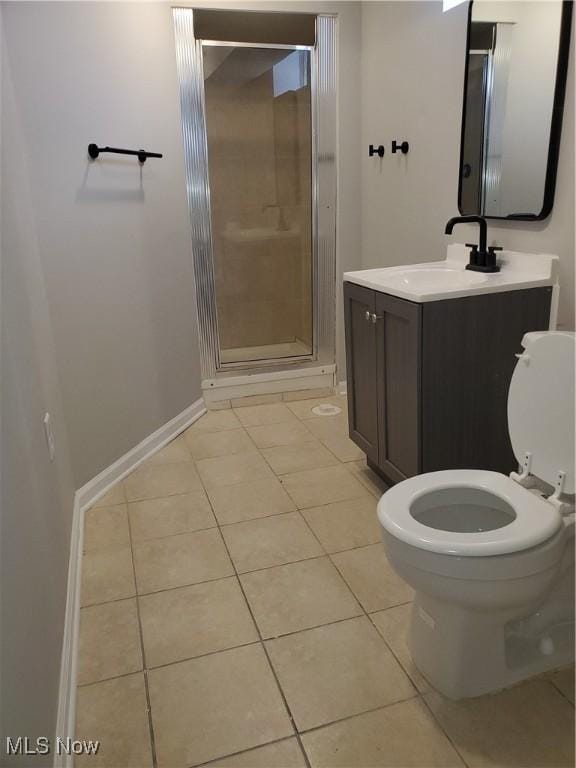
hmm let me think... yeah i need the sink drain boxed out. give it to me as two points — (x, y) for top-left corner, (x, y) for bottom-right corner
(311, 403), (342, 417)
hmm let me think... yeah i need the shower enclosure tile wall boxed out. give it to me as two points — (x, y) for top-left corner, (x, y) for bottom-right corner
(203, 45), (313, 364)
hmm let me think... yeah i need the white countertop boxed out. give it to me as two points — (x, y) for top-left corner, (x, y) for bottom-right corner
(344, 244), (559, 303)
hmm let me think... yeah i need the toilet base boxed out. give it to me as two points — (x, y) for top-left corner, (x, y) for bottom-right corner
(409, 562), (575, 699)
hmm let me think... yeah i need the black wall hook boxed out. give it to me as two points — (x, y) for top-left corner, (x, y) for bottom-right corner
(88, 144), (163, 164)
(369, 144), (385, 158)
(392, 140), (409, 155)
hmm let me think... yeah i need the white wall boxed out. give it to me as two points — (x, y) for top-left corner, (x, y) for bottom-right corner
(3, 2), (204, 487)
(1, 6), (76, 755)
(3, 2), (361, 475)
(361, 2), (467, 270)
(1, 2), (207, 753)
(361, 1), (575, 330)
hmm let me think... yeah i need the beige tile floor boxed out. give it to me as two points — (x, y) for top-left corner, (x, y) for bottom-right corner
(76, 396), (575, 768)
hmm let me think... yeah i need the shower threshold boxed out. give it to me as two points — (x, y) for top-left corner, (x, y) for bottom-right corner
(202, 362), (336, 406)
(219, 339), (311, 365)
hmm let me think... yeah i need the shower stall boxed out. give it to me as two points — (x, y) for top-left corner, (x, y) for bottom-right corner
(173, 9), (336, 398)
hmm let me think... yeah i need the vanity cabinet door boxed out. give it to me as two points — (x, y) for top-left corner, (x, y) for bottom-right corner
(375, 293), (422, 483)
(344, 282), (379, 463)
(420, 287), (553, 473)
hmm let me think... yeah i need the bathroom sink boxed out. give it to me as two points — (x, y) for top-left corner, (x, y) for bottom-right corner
(344, 244), (559, 303)
(383, 268), (487, 291)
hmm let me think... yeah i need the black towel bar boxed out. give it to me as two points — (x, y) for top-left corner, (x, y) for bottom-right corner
(88, 144), (163, 164)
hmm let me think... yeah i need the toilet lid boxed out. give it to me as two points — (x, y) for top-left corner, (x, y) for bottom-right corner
(508, 332), (575, 494)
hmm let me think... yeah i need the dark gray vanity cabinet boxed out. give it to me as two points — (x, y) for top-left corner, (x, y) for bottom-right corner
(374, 291), (421, 484)
(343, 282), (380, 463)
(344, 281), (553, 486)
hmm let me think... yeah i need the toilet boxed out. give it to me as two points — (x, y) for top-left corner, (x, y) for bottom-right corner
(377, 331), (575, 699)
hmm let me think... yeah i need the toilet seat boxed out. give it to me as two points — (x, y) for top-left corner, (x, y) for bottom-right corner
(378, 469), (562, 557)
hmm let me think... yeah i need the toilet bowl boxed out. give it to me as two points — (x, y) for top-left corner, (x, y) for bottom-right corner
(377, 331), (575, 699)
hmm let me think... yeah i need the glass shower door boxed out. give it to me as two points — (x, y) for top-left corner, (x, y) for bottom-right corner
(202, 43), (314, 366)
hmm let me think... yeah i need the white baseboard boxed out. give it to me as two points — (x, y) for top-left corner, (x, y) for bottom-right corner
(54, 397), (206, 766)
(54, 494), (83, 768)
(76, 397), (206, 511)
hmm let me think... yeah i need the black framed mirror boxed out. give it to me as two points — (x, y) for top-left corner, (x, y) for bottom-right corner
(458, 1), (572, 220)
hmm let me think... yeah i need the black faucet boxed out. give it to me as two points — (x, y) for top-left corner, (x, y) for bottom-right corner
(444, 215), (501, 273)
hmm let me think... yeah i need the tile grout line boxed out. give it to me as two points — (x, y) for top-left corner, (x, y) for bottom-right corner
(217, 506), (296, 527)
(84, 408), (573, 768)
(289, 484), (378, 623)
(104, 411), (450, 757)
(188, 692), (426, 768)
(90, 412), (418, 766)
(418, 695), (471, 768)
(296, 493), (438, 717)
(190, 735), (299, 768)
(77, 601), (418, 689)
(288, 455), (473, 768)
(85, 426), (408, 610)
(307, 496), (472, 767)
(89, 506), (380, 550)
(256, 441), (442, 756)
(195, 463), (315, 768)
(131, 522), (218, 544)
(331, 563), (472, 768)
(121, 435), (373, 510)
(76, 668), (147, 690)
(81, 412), (359, 763)
(544, 677), (576, 708)
(125, 500), (159, 768)
(298, 488), (474, 768)
(76, 640), (263, 689)
(295, 692), (420, 737)
(245, 416), (318, 451)
(290, 465), (468, 761)
(91, 492), (380, 552)
(105, 423), (460, 763)
(185, 432), (317, 765)
(250, 434), (372, 617)
(272, 467), (371, 513)
(82, 414), (411, 657)
(82, 551), (412, 611)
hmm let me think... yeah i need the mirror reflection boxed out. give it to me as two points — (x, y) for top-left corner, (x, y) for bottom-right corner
(459, 1), (569, 219)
